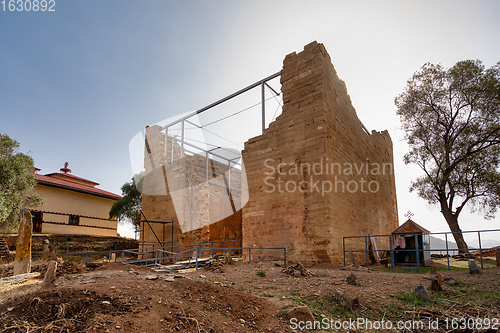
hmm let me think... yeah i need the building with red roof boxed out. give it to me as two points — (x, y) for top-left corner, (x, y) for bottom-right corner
(32, 162), (122, 237)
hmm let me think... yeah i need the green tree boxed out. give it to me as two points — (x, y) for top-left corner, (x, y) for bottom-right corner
(396, 60), (500, 252)
(0, 134), (42, 231)
(109, 174), (143, 225)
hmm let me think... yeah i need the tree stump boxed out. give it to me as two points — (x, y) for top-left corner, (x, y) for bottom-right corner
(13, 208), (32, 276)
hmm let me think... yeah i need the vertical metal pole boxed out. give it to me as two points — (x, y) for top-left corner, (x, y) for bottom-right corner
(389, 235), (394, 271)
(195, 246), (199, 270)
(171, 135), (175, 163)
(478, 231), (483, 269)
(66, 243), (69, 261)
(365, 236), (369, 268)
(181, 120), (185, 157)
(165, 127), (168, 158)
(85, 252), (88, 264)
(228, 160), (231, 189)
(122, 251), (125, 263)
(261, 82), (265, 134)
(415, 234), (420, 272)
(343, 237), (345, 267)
(249, 248), (252, 264)
(445, 233), (450, 270)
(284, 248), (287, 268)
(205, 151), (209, 181)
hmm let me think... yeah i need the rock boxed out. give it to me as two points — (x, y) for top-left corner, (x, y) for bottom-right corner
(346, 273), (358, 285)
(42, 261), (58, 288)
(445, 279), (456, 286)
(145, 274), (159, 280)
(285, 306), (315, 322)
(293, 270), (301, 277)
(430, 279), (442, 291)
(413, 285), (430, 300)
(436, 273), (443, 285)
(162, 275), (175, 282)
(42, 239), (50, 261)
(468, 260), (480, 274)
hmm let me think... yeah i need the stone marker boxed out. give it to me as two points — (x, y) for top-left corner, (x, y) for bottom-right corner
(496, 250), (500, 267)
(13, 209), (32, 276)
(42, 239), (50, 261)
(348, 248), (355, 265)
(436, 273), (443, 286)
(413, 285), (430, 300)
(430, 279), (442, 291)
(346, 273), (358, 285)
(468, 259), (480, 274)
(430, 265), (436, 275)
(285, 306), (315, 322)
(43, 260), (58, 288)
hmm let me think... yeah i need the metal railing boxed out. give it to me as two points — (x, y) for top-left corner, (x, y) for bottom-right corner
(66, 240), (286, 271)
(343, 229), (500, 272)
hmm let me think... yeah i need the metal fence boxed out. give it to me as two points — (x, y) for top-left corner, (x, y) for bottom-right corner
(66, 240), (286, 271)
(343, 229), (500, 272)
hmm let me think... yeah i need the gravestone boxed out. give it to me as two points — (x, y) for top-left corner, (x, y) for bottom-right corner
(468, 259), (480, 274)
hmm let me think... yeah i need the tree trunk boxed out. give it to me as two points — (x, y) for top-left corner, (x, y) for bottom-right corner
(440, 200), (469, 253)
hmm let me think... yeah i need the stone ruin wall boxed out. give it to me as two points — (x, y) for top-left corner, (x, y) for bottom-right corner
(141, 41), (398, 264)
(141, 126), (242, 249)
(241, 42), (398, 264)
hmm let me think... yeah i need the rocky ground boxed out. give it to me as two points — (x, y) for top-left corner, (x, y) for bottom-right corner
(1, 259), (499, 332)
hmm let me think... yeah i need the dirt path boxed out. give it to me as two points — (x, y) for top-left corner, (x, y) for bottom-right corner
(1, 261), (499, 332)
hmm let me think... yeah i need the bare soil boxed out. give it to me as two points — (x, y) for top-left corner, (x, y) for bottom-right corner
(1, 260), (499, 332)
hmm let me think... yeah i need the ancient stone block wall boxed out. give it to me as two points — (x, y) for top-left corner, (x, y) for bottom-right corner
(141, 125), (242, 248)
(242, 42), (398, 264)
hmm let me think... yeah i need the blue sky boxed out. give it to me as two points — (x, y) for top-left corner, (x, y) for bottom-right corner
(1, 0), (499, 239)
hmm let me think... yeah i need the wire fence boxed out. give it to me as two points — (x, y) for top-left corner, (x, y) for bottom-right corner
(343, 229), (500, 272)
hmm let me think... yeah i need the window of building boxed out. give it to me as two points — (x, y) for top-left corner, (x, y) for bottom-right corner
(69, 215), (79, 225)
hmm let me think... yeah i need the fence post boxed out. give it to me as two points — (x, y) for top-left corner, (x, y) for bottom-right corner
(85, 252), (88, 264)
(343, 237), (346, 267)
(389, 235), (394, 272)
(195, 246), (200, 270)
(478, 231), (483, 269)
(445, 233), (450, 270)
(415, 234), (420, 272)
(122, 251), (125, 263)
(249, 248), (252, 264)
(66, 243), (69, 261)
(283, 248), (286, 268)
(365, 236), (369, 268)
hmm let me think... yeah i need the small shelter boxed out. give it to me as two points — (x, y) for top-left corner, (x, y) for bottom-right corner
(391, 219), (431, 266)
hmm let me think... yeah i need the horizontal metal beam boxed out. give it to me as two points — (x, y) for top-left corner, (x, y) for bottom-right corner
(163, 71), (281, 129)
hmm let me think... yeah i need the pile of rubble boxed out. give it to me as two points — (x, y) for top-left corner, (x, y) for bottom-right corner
(1, 260), (88, 279)
(282, 263), (314, 277)
(204, 254), (234, 273)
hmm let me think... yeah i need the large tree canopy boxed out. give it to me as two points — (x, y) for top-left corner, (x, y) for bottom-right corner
(0, 133), (42, 231)
(109, 174), (143, 225)
(396, 60), (500, 252)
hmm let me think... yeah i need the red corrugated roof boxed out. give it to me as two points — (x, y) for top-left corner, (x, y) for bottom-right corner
(35, 174), (122, 200)
(44, 172), (100, 186)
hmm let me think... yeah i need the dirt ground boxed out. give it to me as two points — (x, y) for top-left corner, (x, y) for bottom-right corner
(1, 260), (499, 332)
